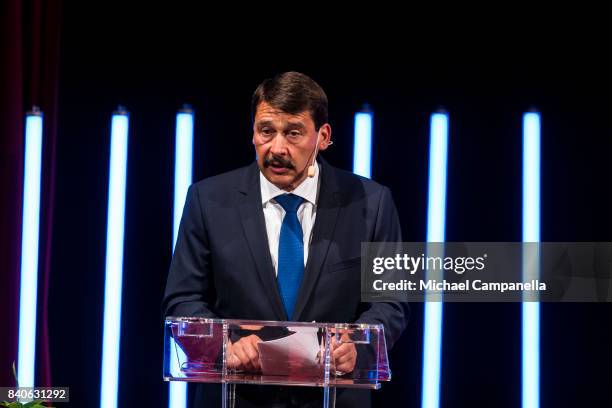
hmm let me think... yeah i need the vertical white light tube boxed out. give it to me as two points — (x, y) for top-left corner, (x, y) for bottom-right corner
(353, 111), (373, 178)
(100, 109), (129, 408)
(169, 109), (194, 408)
(522, 112), (541, 408)
(18, 109), (44, 388)
(421, 112), (449, 408)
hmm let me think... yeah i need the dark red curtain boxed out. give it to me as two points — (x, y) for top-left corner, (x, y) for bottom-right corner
(0, 0), (61, 388)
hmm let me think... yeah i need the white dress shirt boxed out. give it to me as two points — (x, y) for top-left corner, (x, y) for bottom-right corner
(260, 162), (320, 276)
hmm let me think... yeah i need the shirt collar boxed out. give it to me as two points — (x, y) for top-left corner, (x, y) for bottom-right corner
(260, 161), (320, 206)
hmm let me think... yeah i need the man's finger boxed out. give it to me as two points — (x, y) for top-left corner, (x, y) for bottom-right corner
(335, 351), (356, 365)
(332, 342), (351, 359)
(226, 343), (238, 369)
(233, 344), (255, 371)
(333, 342), (356, 374)
(242, 340), (261, 371)
(228, 353), (240, 369)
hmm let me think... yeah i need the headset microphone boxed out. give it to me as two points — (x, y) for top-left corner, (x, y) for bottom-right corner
(307, 142), (319, 178)
(307, 138), (333, 178)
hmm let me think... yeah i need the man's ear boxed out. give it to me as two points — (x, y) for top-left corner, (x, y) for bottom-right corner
(318, 123), (332, 151)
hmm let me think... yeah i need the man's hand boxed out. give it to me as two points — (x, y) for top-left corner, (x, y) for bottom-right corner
(227, 334), (262, 372)
(331, 334), (357, 375)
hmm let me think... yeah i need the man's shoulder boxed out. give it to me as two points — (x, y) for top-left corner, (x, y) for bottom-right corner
(326, 162), (389, 196)
(190, 163), (255, 199)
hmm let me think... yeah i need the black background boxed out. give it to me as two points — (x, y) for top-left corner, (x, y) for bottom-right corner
(46, 4), (611, 407)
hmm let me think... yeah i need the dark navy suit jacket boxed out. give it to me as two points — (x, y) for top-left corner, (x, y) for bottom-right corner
(162, 158), (409, 407)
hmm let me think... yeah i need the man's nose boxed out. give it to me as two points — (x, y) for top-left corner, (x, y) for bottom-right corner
(270, 134), (289, 155)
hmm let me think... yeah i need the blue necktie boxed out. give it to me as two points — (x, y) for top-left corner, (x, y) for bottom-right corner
(275, 194), (305, 320)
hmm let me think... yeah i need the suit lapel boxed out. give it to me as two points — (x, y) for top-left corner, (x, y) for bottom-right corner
(237, 163), (287, 321)
(292, 159), (341, 320)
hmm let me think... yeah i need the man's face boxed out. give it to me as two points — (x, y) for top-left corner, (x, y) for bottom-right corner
(253, 101), (330, 191)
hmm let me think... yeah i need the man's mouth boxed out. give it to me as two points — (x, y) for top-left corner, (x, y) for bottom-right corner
(264, 156), (294, 174)
(268, 162), (290, 174)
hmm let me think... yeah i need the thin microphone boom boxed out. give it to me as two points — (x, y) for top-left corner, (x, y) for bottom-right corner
(307, 141), (319, 178)
(307, 138), (333, 178)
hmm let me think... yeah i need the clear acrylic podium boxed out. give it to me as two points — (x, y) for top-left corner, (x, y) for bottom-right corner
(164, 317), (391, 408)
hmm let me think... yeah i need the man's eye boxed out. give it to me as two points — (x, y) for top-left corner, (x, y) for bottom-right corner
(288, 131), (302, 138)
(261, 128), (274, 136)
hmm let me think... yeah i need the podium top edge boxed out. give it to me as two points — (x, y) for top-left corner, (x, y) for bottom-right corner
(165, 316), (383, 330)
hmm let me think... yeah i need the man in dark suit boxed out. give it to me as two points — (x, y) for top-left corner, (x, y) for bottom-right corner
(162, 72), (409, 407)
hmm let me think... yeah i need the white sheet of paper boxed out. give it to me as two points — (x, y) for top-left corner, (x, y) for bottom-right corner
(257, 327), (323, 376)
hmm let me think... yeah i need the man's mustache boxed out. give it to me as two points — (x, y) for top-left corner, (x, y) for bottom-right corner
(264, 155), (295, 170)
